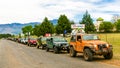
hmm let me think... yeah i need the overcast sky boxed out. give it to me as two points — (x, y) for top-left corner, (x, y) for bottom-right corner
(0, 0), (120, 24)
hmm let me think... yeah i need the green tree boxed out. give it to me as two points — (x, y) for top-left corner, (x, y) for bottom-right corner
(56, 14), (71, 35)
(70, 21), (75, 24)
(115, 19), (120, 32)
(22, 25), (33, 37)
(33, 24), (41, 37)
(99, 21), (113, 32)
(97, 17), (104, 21)
(80, 11), (95, 33)
(0, 34), (12, 39)
(18, 33), (21, 38)
(40, 17), (55, 36)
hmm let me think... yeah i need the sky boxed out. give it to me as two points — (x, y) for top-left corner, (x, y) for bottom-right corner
(0, 0), (120, 24)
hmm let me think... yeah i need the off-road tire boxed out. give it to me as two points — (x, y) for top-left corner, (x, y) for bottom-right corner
(54, 46), (59, 54)
(67, 48), (70, 53)
(41, 45), (44, 50)
(37, 45), (39, 49)
(104, 51), (113, 59)
(70, 47), (77, 57)
(46, 47), (49, 52)
(29, 44), (31, 47)
(83, 48), (93, 61)
(28, 43), (30, 46)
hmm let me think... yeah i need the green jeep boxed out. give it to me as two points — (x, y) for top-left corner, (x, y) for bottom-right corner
(46, 37), (69, 53)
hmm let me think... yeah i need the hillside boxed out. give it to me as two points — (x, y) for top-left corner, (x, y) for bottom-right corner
(0, 19), (58, 34)
(0, 22), (40, 34)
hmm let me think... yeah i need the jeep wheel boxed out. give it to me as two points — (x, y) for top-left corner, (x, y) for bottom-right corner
(29, 44), (31, 47)
(104, 51), (113, 59)
(46, 47), (49, 52)
(41, 45), (44, 50)
(28, 43), (30, 46)
(67, 48), (70, 53)
(54, 46), (59, 54)
(37, 45), (39, 49)
(70, 47), (77, 57)
(83, 48), (93, 61)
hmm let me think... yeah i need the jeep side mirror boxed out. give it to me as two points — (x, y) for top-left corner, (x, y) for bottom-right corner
(98, 38), (101, 40)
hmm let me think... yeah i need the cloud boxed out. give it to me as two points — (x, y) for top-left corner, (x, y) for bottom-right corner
(0, 0), (120, 24)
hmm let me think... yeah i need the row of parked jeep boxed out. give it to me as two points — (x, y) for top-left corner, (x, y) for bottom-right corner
(8, 33), (113, 61)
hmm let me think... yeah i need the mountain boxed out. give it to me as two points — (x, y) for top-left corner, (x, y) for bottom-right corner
(0, 22), (40, 35)
(0, 19), (58, 35)
(50, 19), (58, 25)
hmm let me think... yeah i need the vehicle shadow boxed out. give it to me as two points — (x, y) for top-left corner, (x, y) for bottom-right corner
(63, 53), (107, 62)
(76, 55), (108, 62)
(43, 49), (109, 62)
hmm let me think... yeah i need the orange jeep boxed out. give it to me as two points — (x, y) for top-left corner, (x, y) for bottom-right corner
(69, 33), (113, 61)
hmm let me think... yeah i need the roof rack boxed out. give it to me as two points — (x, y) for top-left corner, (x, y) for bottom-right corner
(71, 29), (85, 35)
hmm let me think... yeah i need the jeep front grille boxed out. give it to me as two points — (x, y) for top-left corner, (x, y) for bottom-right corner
(60, 44), (67, 46)
(98, 44), (107, 49)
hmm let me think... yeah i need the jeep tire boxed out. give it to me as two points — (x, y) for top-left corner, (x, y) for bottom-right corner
(41, 45), (44, 50)
(83, 48), (93, 61)
(27, 43), (29, 46)
(54, 46), (59, 54)
(104, 51), (113, 59)
(37, 45), (39, 49)
(70, 47), (77, 57)
(67, 48), (70, 53)
(46, 47), (49, 52)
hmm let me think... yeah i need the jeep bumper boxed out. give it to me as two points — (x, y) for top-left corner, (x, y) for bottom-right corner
(59, 45), (69, 50)
(91, 47), (112, 55)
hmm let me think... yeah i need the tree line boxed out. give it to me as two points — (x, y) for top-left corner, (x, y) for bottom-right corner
(22, 14), (73, 37)
(0, 34), (13, 39)
(21, 11), (120, 37)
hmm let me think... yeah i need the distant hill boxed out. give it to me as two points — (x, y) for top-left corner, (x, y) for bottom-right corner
(0, 22), (40, 34)
(50, 19), (58, 25)
(0, 19), (58, 34)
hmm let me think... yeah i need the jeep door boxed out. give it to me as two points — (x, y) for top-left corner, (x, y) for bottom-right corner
(49, 38), (54, 49)
(76, 35), (83, 52)
(70, 35), (77, 50)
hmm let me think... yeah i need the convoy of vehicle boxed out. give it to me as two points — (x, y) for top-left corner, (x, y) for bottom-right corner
(7, 24), (113, 61)
(7, 33), (113, 61)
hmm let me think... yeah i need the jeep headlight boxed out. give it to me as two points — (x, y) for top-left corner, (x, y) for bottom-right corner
(93, 44), (97, 48)
(106, 44), (109, 47)
(107, 44), (112, 48)
(89, 43), (97, 49)
(54, 43), (59, 46)
(42, 41), (46, 44)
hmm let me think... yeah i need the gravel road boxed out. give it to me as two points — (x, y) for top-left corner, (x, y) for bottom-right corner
(0, 39), (119, 68)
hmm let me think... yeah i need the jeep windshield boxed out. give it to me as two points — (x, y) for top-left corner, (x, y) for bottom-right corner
(82, 35), (99, 40)
(30, 38), (36, 40)
(41, 37), (47, 41)
(53, 37), (67, 42)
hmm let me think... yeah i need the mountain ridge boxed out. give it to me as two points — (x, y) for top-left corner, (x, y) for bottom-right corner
(0, 19), (58, 34)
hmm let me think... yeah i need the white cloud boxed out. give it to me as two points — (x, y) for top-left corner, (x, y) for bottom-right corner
(0, 0), (120, 24)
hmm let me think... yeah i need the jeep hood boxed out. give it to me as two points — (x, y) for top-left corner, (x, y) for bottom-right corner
(54, 42), (68, 44)
(83, 40), (107, 45)
(30, 40), (37, 42)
